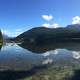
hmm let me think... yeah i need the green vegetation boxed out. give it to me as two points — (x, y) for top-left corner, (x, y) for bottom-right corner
(16, 24), (80, 46)
(0, 30), (3, 45)
(16, 24), (80, 53)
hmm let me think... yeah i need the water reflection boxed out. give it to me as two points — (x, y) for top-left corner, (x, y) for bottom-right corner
(17, 42), (80, 68)
(17, 42), (80, 69)
(19, 42), (80, 53)
(0, 44), (2, 51)
(0, 43), (52, 71)
(0, 42), (80, 80)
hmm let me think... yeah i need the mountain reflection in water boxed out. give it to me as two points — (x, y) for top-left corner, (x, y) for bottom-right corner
(0, 42), (80, 80)
(19, 42), (80, 53)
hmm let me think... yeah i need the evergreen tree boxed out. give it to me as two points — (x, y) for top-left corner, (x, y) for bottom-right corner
(0, 30), (3, 44)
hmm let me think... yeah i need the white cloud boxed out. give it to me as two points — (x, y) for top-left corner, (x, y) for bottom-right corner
(41, 14), (60, 28)
(42, 23), (50, 27)
(42, 52), (50, 57)
(42, 15), (53, 21)
(42, 49), (59, 57)
(51, 23), (60, 28)
(72, 51), (80, 59)
(42, 23), (60, 28)
(72, 16), (80, 24)
(53, 49), (59, 55)
(42, 58), (53, 65)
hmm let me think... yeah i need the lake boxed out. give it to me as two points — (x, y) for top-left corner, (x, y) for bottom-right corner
(0, 42), (80, 80)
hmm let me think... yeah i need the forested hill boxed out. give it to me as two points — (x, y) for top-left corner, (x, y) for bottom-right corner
(15, 24), (80, 44)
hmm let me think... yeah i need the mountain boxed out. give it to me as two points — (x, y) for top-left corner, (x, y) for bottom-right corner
(2, 34), (15, 43)
(15, 24), (80, 45)
(66, 24), (80, 30)
(2, 34), (9, 40)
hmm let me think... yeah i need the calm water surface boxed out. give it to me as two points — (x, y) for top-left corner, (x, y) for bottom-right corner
(0, 43), (80, 70)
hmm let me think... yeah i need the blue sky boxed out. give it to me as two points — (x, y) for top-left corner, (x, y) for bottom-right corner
(0, 0), (80, 37)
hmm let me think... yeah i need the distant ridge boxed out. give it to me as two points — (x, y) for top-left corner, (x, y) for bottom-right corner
(15, 24), (80, 45)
